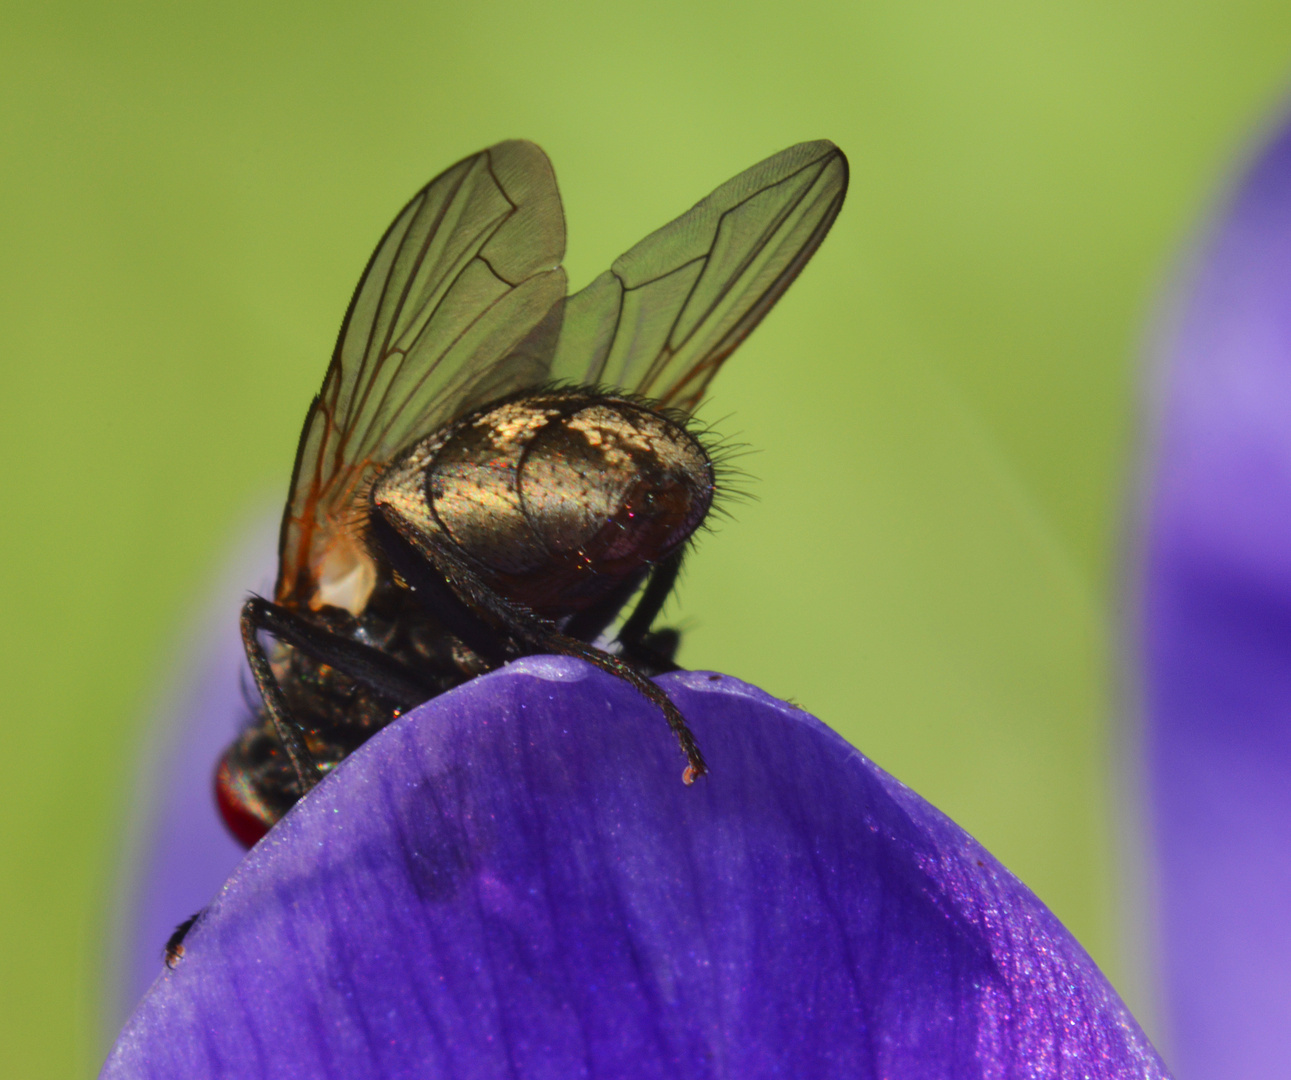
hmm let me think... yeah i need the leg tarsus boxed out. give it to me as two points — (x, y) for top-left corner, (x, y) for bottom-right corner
(530, 625), (707, 784)
(619, 628), (682, 675)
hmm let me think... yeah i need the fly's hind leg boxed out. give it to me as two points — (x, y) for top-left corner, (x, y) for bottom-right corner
(368, 507), (707, 783)
(396, 540), (707, 784)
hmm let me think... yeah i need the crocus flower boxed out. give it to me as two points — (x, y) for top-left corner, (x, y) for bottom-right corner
(1142, 108), (1291, 1080)
(105, 584), (1169, 1076)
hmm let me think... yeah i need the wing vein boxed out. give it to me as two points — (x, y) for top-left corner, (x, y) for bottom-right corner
(345, 166), (476, 459)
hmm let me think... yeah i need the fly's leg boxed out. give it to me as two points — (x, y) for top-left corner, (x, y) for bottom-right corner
(241, 596), (454, 799)
(625, 627), (681, 672)
(243, 597), (444, 708)
(561, 573), (646, 645)
(241, 601), (322, 797)
(528, 622), (708, 784)
(558, 552), (684, 674)
(614, 553), (684, 674)
(164, 911), (202, 969)
(366, 513), (516, 667)
(373, 521), (708, 784)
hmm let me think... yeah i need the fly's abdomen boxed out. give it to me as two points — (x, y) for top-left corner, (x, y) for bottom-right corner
(412, 391), (713, 615)
(518, 401), (711, 568)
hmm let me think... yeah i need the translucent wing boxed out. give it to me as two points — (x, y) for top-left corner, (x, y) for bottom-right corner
(277, 141), (567, 611)
(550, 141), (847, 413)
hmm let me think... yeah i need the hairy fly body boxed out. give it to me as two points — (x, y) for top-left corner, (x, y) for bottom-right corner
(217, 139), (848, 846)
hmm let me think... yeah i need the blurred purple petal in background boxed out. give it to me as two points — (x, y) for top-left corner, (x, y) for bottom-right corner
(1142, 111), (1291, 1080)
(111, 517), (274, 1029)
(106, 659), (1166, 1079)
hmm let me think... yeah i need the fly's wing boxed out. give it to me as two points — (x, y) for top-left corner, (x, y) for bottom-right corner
(277, 141), (567, 611)
(549, 141), (847, 413)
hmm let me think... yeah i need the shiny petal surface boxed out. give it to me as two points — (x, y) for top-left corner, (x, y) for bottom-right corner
(104, 659), (1164, 1079)
(1142, 114), (1291, 1080)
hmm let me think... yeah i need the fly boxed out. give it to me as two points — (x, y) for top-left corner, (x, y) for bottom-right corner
(217, 140), (848, 846)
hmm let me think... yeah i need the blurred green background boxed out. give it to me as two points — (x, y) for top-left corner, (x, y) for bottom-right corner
(4, 0), (1291, 1074)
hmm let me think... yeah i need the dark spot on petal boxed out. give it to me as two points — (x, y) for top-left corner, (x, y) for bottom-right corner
(402, 834), (474, 903)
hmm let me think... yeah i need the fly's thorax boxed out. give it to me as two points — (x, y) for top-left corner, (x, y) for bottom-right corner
(371, 390), (713, 616)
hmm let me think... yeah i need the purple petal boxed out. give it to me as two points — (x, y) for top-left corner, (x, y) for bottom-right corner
(1142, 112), (1291, 1079)
(104, 659), (1164, 1079)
